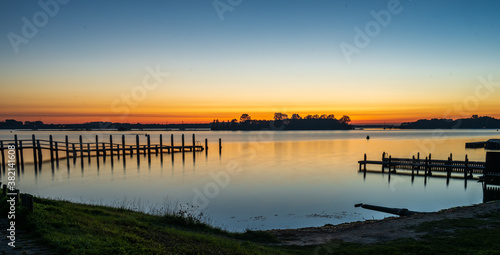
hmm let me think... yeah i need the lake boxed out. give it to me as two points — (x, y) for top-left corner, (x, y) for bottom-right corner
(1, 129), (499, 232)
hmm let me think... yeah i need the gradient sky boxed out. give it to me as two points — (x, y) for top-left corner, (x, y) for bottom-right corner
(1, 0), (499, 124)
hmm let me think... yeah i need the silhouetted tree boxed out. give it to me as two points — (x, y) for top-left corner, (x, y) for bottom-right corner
(274, 112), (288, 121)
(291, 113), (302, 120)
(327, 114), (336, 119)
(240, 114), (251, 122)
(339, 115), (351, 124)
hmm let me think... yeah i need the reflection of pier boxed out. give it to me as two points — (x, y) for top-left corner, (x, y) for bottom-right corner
(0, 134), (222, 172)
(358, 152), (485, 179)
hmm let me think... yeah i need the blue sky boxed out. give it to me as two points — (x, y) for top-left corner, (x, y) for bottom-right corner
(1, 0), (499, 124)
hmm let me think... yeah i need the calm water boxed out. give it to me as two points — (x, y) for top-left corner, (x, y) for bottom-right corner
(1, 129), (499, 232)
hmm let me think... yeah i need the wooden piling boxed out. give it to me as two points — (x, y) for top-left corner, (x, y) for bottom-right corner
(363, 153), (367, 171)
(49, 135), (54, 163)
(129, 145), (133, 157)
(205, 138), (208, 151)
(159, 134), (163, 153)
(170, 134), (174, 153)
(37, 140), (43, 164)
(109, 135), (114, 158)
(219, 138), (222, 152)
(79, 135), (83, 158)
(136, 135), (140, 156)
(147, 134), (151, 155)
(87, 143), (91, 163)
(32, 135), (38, 168)
(65, 135), (69, 158)
(19, 140), (24, 170)
(464, 155), (469, 179)
(192, 134), (195, 152)
(55, 142), (59, 162)
(182, 134), (185, 152)
(428, 153), (432, 176)
(388, 155), (392, 173)
(14, 135), (20, 168)
(1, 141), (5, 173)
(122, 135), (126, 157)
(72, 143), (76, 160)
(95, 135), (99, 158)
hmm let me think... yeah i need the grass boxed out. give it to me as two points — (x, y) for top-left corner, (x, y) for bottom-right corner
(3, 194), (500, 254)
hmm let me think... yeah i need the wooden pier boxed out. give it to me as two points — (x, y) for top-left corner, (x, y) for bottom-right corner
(0, 134), (221, 171)
(358, 152), (485, 178)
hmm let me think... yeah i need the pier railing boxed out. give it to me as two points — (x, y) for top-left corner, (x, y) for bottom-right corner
(358, 152), (485, 179)
(0, 134), (222, 171)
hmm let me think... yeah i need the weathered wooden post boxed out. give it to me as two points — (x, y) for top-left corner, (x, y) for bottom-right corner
(32, 135), (38, 169)
(37, 140), (43, 165)
(54, 142), (59, 168)
(95, 135), (99, 158)
(79, 135), (83, 158)
(49, 135), (54, 163)
(122, 135), (126, 157)
(19, 140), (24, 171)
(129, 145), (133, 157)
(136, 135), (140, 156)
(412, 155), (415, 175)
(65, 135), (69, 158)
(0, 141), (4, 173)
(147, 134), (151, 156)
(447, 155), (452, 178)
(170, 134), (174, 153)
(116, 144), (120, 160)
(192, 134), (196, 152)
(388, 155), (392, 173)
(363, 153), (367, 172)
(0, 141), (5, 173)
(205, 138), (208, 151)
(14, 135), (20, 168)
(181, 134), (185, 152)
(102, 143), (107, 158)
(424, 156), (428, 176)
(464, 155), (469, 179)
(109, 135), (114, 158)
(87, 143), (91, 163)
(159, 134), (163, 153)
(71, 143), (76, 162)
(428, 153), (432, 176)
(219, 138), (222, 153)
(417, 152), (420, 173)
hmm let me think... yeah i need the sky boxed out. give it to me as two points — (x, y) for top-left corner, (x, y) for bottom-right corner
(1, 0), (499, 125)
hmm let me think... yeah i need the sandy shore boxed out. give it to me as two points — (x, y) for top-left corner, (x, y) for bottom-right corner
(268, 201), (500, 245)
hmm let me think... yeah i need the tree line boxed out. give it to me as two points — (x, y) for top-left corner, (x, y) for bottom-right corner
(211, 113), (353, 130)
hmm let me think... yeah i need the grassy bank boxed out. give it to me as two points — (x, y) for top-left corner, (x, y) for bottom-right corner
(2, 194), (500, 254)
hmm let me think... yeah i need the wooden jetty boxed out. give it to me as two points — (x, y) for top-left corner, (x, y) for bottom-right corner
(0, 134), (221, 171)
(358, 152), (485, 178)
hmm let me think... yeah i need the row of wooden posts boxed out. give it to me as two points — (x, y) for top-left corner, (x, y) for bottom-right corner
(0, 134), (222, 171)
(359, 152), (486, 179)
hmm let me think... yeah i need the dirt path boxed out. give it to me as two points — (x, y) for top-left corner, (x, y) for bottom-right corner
(269, 201), (500, 245)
